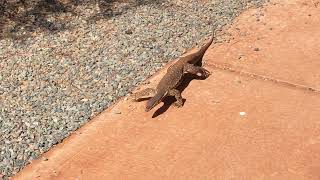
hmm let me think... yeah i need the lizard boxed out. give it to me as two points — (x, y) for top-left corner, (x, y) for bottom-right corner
(133, 32), (215, 112)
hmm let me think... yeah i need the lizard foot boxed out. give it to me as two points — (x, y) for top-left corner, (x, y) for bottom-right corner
(168, 89), (184, 108)
(173, 101), (183, 108)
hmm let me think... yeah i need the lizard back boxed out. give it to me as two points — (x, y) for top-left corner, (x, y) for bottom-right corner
(145, 32), (215, 112)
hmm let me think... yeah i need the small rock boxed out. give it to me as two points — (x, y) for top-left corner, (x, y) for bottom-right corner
(211, 100), (220, 104)
(253, 47), (260, 51)
(81, 98), (89, 102)
(239, 112), (246, 116)
(112, 110), (122, 114)
(125, 29), (133, 34)
(238, 54), (245, 60)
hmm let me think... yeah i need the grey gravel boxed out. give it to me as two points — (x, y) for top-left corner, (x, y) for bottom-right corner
(0, 0), (268, 178)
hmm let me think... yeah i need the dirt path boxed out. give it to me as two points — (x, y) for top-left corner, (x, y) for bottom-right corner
(13, 0), (320, 179)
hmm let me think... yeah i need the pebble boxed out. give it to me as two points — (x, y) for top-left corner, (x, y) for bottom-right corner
(0, 0), (267, 178)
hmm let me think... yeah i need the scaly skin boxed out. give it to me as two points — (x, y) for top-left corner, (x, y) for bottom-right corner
(134, 32), (215, 112)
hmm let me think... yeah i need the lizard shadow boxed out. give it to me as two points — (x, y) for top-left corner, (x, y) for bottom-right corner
(152, 73), (209, 118)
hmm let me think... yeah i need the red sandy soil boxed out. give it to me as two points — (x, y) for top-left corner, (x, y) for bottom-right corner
(13, 0), (320, 179)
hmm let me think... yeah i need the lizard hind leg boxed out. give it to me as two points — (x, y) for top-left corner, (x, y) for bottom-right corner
(168, 89), (184, 108)
(132, 88), (156, 101)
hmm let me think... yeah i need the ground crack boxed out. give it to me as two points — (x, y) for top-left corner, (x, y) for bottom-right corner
(206, 63), (320, 94)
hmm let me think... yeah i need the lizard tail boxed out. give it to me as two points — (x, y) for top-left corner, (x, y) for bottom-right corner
(145, 90), (166, 112)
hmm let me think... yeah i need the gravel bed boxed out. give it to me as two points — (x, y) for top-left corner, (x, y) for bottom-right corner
(0, 0), (267, 178)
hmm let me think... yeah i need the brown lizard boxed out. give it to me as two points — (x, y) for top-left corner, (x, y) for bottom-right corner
(133, 32), (215, 112)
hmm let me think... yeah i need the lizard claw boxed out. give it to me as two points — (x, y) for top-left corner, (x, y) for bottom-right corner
(173, 101), (183, 108)
(200, 68), (211, 78)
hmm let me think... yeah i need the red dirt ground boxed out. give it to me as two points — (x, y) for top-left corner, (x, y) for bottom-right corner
(13, 0), (320, 179)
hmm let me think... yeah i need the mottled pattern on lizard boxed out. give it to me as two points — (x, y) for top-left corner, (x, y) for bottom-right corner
(133, 32), (215, 112)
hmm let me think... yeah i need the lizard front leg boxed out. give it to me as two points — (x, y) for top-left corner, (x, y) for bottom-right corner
(132, 88), (156, 101)
(183, 63), (211, 78)
(168, 89), (184, 108)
